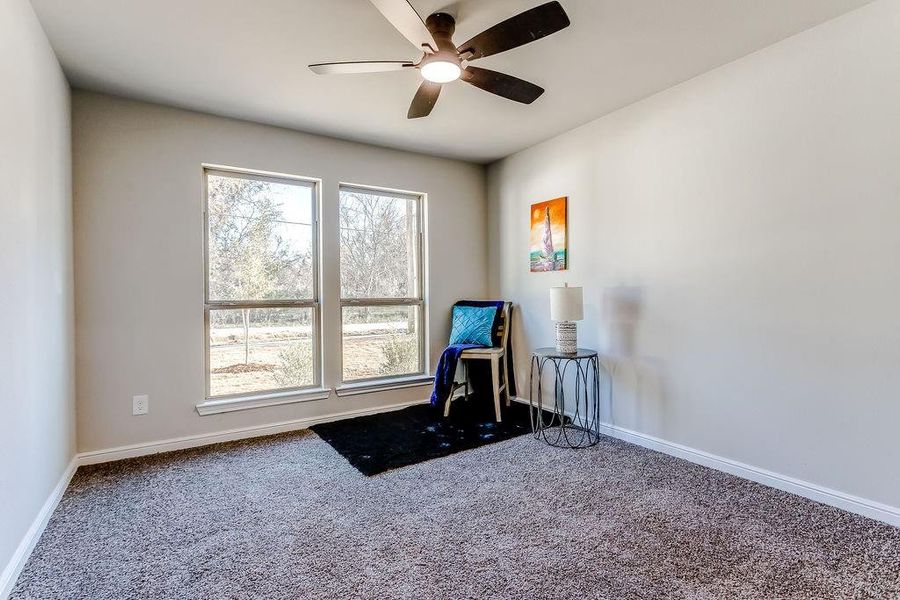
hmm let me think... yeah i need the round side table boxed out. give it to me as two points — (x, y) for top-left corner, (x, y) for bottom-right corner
(529, 348), (601, 448)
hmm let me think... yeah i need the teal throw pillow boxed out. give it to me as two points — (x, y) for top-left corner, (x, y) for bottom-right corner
(449, 305), (496, 346)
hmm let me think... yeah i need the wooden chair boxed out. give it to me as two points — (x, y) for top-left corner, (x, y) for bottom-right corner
(444, 302), (513, 422)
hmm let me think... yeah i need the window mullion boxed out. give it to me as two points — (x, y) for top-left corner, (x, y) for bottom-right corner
(207, 300), (318, 309)
(340, 298), (422, 307)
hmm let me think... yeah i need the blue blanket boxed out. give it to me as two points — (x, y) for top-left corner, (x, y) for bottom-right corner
(430, 300), (507, 407)
(430, 343), (482, 406)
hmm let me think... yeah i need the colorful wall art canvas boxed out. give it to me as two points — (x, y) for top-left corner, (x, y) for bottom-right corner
(530, 197), (568, 272)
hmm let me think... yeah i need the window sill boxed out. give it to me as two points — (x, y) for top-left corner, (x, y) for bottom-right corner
(196, 387), (331, 416)
(335, 375), (434, 398)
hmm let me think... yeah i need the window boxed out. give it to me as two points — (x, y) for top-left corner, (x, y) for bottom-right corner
(339, 185), (425, 382)
(204, 168), (319, 399)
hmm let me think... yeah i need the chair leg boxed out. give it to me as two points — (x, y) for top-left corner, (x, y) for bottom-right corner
(491, 355), (502, 423)
(502, 352), (511, 407)
(464, 361), (470, 400)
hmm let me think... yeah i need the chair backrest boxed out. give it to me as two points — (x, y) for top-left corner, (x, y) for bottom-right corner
(495, 302), (513, 350)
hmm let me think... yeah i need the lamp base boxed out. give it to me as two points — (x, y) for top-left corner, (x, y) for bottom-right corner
(555, 321), (577, 354)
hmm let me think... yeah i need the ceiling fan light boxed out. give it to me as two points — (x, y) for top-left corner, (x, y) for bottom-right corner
(421, 60), (461, 84)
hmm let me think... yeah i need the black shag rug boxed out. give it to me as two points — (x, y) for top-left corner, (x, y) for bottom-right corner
(311, 397), (543, 476)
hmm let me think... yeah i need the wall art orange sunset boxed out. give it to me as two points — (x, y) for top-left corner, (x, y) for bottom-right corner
(530, 197), (567, 272)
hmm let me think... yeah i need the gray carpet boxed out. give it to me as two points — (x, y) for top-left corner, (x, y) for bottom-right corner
(11, 430), (900, 599)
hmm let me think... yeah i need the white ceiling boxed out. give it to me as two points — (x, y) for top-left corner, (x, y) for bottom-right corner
(31, 0), (872, 163)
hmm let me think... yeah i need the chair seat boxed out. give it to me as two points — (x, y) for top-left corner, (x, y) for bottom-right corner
(460, 347), (504, 358)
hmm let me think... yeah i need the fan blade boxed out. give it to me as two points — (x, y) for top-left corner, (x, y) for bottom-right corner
(369, 0), (437, 50)
(457, 1), (570, 61)
(309, 61), (413, 75)
(461, 67), (544, 104)
(407, 81), (442, 118)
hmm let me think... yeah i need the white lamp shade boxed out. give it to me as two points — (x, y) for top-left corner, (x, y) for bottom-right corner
(550, 285), (583, 321)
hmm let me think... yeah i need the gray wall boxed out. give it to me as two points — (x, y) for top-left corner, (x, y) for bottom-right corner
(487, 0), (899, 507)
(73, 91), (488, 452)
(0, 0), (75, 582)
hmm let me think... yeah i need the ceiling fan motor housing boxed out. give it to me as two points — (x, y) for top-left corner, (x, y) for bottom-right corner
(419, 12), (461, 83)
(424, 12), (458, 54)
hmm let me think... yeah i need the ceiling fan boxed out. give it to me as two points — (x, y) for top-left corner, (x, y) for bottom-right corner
(309, 0), (571, 119)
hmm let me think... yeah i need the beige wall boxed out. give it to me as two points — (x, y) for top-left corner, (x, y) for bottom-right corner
(73, 91), (487, 452)
(488, 0), (900, 507)
(0, 0), (75, 585)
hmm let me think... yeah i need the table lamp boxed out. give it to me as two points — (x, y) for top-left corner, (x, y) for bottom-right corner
(550, 283), (583, 354)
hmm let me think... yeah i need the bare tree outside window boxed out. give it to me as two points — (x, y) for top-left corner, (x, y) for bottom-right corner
(339, 187), (425, 382)
(205, 170), (318, 398)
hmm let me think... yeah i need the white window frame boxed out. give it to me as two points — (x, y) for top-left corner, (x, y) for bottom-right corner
(338, 183), (428, 385)
(200, 165), (324, 409)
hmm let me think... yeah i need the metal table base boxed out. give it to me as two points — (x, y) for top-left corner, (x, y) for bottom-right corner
(529, 348), (600, 448)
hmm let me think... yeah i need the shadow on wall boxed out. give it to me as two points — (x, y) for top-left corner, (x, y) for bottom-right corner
(602, 286), (642, 356)
(510, 303), (534, 391)
(509, 287), (671, 437)
(598, 286), (669, 433)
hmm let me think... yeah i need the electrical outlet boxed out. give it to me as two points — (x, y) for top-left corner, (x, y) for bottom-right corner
(133, 394), (149, 415)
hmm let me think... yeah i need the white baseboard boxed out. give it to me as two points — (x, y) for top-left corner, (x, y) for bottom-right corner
(78, 398), (429, 465)
(597, 422), (900, 527)
(510, 396), (899, 527)
(0, 458), (78, 600)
